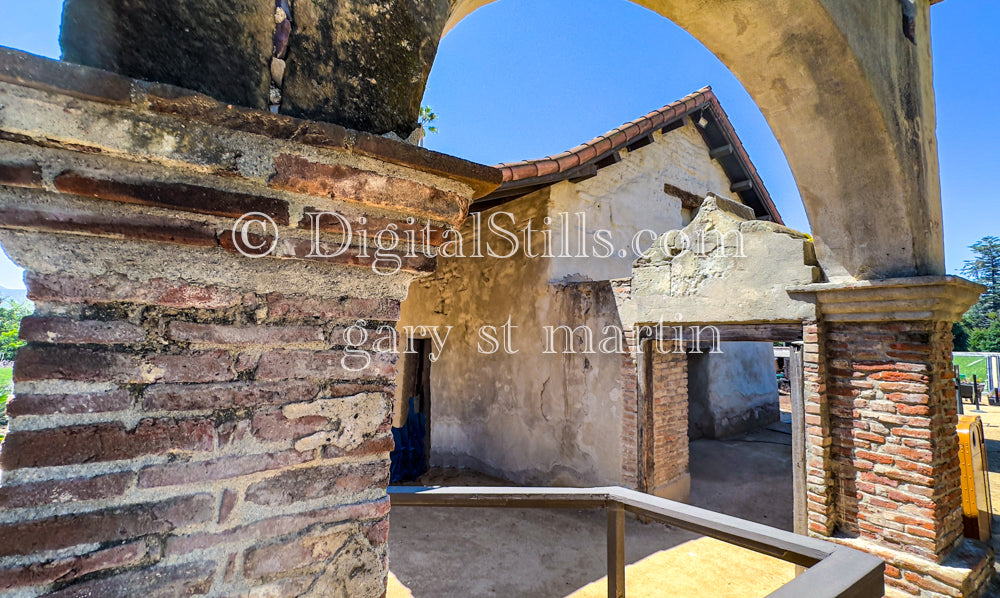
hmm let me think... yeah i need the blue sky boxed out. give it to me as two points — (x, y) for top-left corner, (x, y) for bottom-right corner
(0, 0), (996, 288)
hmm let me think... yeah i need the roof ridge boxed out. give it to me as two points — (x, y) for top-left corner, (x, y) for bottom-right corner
(496, 88), (715, 178)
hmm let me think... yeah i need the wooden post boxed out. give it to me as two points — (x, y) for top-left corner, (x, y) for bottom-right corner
(607, 502), (626, 598)
(956, 365), (964, 415)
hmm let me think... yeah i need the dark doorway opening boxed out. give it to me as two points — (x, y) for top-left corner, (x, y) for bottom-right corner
(391, 339), (432, 482)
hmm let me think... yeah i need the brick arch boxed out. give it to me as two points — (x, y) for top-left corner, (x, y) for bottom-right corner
(445, 0), (943, 283)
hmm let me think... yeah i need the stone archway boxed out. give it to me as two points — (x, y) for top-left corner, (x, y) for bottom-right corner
(447, 0), (941, 282)
(21, 0), (993, 595)
(62, 0), (942, 282)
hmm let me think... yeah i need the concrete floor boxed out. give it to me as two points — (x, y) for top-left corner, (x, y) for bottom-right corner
(387, 422), (795, 597)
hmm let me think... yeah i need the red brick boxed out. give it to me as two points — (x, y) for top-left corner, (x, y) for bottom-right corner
(25, 272), (243, 309)
(165, 497), (389, 555)
(243, 526), (352, 579)
(0, 161), (43, 188)
(0, 494), (214, 557)
(270, 154), (467, 225)
(54, 170), (290, 224)
(0, 418), (215, 470)
(0, 204), (219, 249)
(321, 434), (395, 459)
(145, 351), (235, 383)
(167, 322), (325, 346)
(256, 349), (396, 381)
(6, 389), (132, 416)
(45, 561), (216, 598)
(869, 371), (928, 383)
(142, 381), (318, 411)
(251, 410), (328, 443)
(14, 346), (234, 384)
(895, 404), (930, 416)
(265, 293), (400, 321)
(219, 489), (237, 524)
(0, 472), (133, 509)
(138, 450), (310, 488)
(0, 541), (149, 590)
(18, 317), (145, 345)
(854, 431), (886, 444)
(244, 461), (389, 506)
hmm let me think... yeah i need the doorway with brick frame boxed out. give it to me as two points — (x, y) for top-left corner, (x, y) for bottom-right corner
(635, 324), (810, 535)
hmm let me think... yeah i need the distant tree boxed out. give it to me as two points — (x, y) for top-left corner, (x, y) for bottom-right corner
(0, 299), (31, 361)
(970, 321), (1000, 353)
(962, 236), (1000, 327)
(953, 320), (972, 352)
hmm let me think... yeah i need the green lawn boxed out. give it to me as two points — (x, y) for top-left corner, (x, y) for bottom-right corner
(954, 355), (989, 383)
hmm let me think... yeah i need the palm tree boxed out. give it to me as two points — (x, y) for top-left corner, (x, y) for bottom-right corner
(417, 106), (439, 147)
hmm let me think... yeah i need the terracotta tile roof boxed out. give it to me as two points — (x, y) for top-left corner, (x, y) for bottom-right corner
(485, 87), (782, 224)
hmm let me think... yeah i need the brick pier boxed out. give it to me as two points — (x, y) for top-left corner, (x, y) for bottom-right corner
(801, 279), (994, 597)
(0, 48), (497, 597)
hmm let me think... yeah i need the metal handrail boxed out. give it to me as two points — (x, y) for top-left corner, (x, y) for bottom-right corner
(389, 485), (884, 598)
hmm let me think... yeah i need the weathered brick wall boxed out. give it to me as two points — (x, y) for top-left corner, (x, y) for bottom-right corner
(650, 349), (688, 494)
(822, 321), (962, 560)
(619, 326), (639, 489)
(803, 321), (837, 536)
(1, 270), (398, 597)
(613, 278), (639, 489)
(0, 48), (495, 597)
(807, 314), (993, 597)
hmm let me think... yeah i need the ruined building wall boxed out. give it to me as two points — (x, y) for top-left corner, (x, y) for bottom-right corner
(688, 342), (780, 440)
(398, 189), (628, 486)
(0, 50), (491, 598)
(398, 124), (778, 487)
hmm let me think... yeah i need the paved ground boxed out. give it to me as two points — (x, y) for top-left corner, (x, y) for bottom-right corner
(387, 422), (796, 597)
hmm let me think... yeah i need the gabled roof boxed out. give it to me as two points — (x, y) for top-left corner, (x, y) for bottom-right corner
(474, 87), (783, 225)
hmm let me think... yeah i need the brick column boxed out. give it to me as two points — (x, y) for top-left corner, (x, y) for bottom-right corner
(802, 277), (994, 597)
(648, 349), (690, 502)
(0, 49), (498, 597)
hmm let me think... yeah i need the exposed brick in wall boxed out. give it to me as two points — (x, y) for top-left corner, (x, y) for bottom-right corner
(803, 321), (837, 536)
(821, 321), (962, 562)
(619, 328), (639, 489)
(0, 49), (490, 598)
(0, 275), (399, 597)
(807, 317), (992, 597)
(650, 350), (689, 492)
(612, 279), (640, 489)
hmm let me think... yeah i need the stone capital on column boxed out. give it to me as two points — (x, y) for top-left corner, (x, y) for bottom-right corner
(788, 275), (983, 323)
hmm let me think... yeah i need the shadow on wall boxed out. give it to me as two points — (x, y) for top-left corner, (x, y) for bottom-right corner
(687, 342), (780, 440)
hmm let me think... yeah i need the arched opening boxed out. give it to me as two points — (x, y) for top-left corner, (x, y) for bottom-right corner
(387, 2), (827, 594)
(441, 0), (943, 282)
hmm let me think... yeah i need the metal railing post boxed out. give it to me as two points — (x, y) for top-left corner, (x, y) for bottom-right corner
(388, 486), (884, 598)
(607, 501), (625, 598)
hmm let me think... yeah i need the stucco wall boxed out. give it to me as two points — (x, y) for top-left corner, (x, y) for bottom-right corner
(687, 342), (780, 440)
(548, 123), (732, 283)
(398, 124), (782, 486)
(398, 189), (627, 486)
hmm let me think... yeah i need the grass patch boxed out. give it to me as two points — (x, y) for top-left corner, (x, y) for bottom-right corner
(955, 355), (989, 383)
(0, 366), (11, 391)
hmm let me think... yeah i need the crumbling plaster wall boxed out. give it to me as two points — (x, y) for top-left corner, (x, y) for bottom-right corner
(399, 189), (626, 486)
(398, 125), (779, 486)
(548, 123), (731, 283)
(688, 342), (780, 440)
